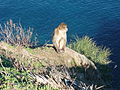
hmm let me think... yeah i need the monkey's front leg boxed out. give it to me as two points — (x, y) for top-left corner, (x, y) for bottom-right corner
(60, 39), (66, 53)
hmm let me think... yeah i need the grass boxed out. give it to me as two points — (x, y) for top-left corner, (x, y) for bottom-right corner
(0, 56), (58, 90)
(68, 36), (112, 85)
(0, 36), (112, 89)
(0, 19), (112, 89)
(68, 36), (111, 65)
(0, 19), (38, 47)
(0, 35), (112, 89)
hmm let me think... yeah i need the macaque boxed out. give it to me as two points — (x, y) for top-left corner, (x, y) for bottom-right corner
(52, 23), (68, 53)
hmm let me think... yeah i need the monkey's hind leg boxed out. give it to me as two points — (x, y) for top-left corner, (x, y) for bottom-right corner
(54, 43), (60, 53)
(62, 44), (66, 52)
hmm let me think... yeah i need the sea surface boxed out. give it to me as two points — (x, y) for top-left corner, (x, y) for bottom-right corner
(0, 0), (120, 89)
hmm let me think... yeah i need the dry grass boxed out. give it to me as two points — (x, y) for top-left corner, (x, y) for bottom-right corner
(0, 19), (112, 89)
(0, 19), (38, 47)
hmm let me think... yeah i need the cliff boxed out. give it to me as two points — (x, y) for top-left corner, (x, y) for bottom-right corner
(0, 42), (104, 89)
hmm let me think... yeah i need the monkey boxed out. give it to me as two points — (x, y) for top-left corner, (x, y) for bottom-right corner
(52, 23), (68, 53)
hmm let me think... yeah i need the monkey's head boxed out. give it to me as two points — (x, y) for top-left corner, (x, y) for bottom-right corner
(58, 23), (68, 32)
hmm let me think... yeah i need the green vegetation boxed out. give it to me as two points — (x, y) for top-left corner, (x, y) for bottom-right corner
(68, 36), (111, 65)
(0, 36), (112, 89)
(0, 20), (112, 89)
(68, 36), (112, 85)
(0, 56), (57, 90)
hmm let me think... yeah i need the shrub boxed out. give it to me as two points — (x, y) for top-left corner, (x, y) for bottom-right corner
(0, 57), (56, 90)
(68, 36), (111, 64)
(0, 19), (38, 47)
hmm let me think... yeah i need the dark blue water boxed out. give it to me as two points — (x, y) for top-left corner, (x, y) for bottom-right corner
(0, 0), (120, 89)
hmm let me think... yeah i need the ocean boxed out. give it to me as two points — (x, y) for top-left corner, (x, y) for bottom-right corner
(0, 0), (120, 89)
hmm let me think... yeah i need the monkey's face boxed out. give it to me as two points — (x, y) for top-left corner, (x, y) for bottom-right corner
(60, 27), (68, 33)
(62, 25), (68, 32)
(57, 23), (68, 33)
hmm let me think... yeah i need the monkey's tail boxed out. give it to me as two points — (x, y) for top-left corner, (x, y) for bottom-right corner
(44, 44), (54, 47)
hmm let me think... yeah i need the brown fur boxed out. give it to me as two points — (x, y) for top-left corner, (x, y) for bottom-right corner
(52, 23), (68, 53)
(57, 23), (67, 30)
